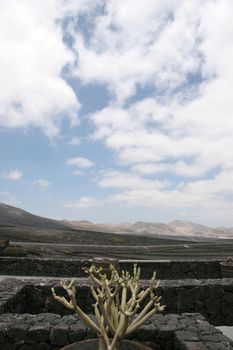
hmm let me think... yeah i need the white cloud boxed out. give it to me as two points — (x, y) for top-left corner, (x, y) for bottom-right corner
(100, 169), (233, 221)
(3, 169), (23, 180)
(65, 196), (101, 208)
(2, 1), (233, 225)
(84, 3), (233, 179)
(34, 179), (50, 189)
(66, 156), (95, 169)
(68, 0), (233, 225)
(0, 0), (82, 137)
(73, 0), (202, 103)
(98, 170), (167, 191)
(72, 170), (84, 176)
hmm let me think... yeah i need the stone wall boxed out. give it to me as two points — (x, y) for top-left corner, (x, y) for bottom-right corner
(0, 257), (222, 280)
(0, 277), (233, 349)
(0, 312), (231, 350)
(26, 278), (233, 327)
(1, 277), (233, 327)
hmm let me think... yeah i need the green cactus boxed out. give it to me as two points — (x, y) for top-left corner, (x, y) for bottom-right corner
(52, 264), (165, 350)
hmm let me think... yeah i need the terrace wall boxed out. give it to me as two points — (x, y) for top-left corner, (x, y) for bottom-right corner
(0, 312), (231, 350)
(0, 257), (222, 280)
(1, 277), (233, 327)
(0, 258), (232, 349)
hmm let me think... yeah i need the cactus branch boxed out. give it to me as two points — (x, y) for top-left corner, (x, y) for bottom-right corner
(98, 299), (116, 335)
(93, 302), (110, 347)
(52, 264), (165, 350)
(52, 281), (101, 335)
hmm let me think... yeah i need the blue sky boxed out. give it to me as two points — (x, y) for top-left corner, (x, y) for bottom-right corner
(1, 0), (233, 227)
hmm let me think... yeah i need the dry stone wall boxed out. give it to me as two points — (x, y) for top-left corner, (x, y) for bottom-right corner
(0, 257), (222, 280)
(1, 277), (233, 326)
(0, 312), (231, 350)
(0, 259), (232, 349)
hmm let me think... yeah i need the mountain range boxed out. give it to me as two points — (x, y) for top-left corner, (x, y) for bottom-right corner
(0, 202), (232, 242)
(66, 218), (233, 239)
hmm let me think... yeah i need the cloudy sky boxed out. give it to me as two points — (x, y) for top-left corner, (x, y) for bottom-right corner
(1, 0), (233, 226)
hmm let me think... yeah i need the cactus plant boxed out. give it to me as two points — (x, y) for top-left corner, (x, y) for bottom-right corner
(52, 264), (165, 350)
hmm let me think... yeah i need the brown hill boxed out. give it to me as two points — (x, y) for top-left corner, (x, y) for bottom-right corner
(0, 203), (68, 229)
(0, 203), (188, 245)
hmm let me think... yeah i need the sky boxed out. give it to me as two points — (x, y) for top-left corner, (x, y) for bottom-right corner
(1, 0), (233, 227)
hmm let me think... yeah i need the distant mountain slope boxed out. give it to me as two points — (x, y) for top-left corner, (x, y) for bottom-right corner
(0, 202), (232, 241)
(0, 203), (69, 229)
(68, 219), (233, 239)
(167, 220), (217, 237)
(0, 202), (188, 245)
